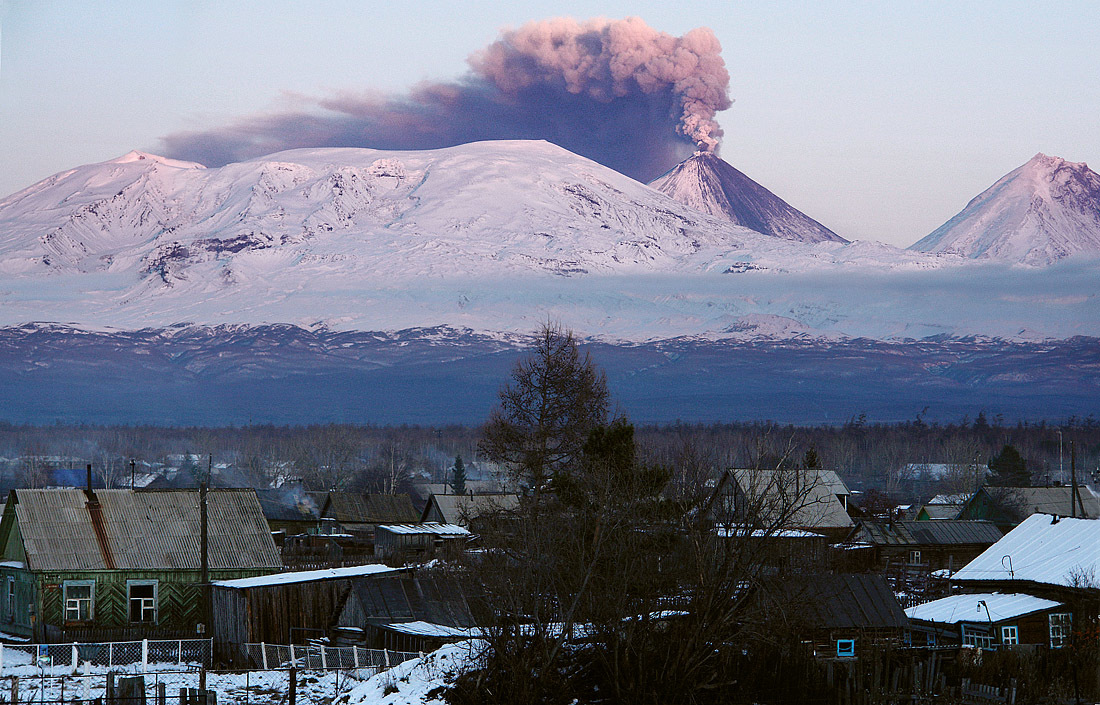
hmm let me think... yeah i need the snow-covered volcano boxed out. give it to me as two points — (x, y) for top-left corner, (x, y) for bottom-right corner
(910, 153), (1100, 265)
(0, 140), (771, 282)
(647, 152), (846, 244)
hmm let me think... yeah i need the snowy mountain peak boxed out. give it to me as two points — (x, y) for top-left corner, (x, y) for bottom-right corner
(911, 153), (1100, 265)
(647, 152), (847, 244)
(108, 151), (206, 170)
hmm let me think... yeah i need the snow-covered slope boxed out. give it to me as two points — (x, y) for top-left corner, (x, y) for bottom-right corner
(0, 141), (779, 280)
(648, 152), (846, 243)
(910, 153), (1100, 265)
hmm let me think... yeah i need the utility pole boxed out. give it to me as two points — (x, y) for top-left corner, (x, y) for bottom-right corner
(200, 481), (210, 639)
(130, 458), (136, 491)
(1057, 430), (1064, 485)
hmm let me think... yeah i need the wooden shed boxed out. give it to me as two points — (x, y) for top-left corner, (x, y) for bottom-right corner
(335, 573), (477, 653)
(374, 524), (470, 565)
(211, 564), (407, 666)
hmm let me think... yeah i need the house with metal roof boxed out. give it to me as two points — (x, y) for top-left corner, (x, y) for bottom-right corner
(849, 520), (1003, 575)
(318, 493), (420, 540)
(706, 469), (854, 540)
(419, 493), (520, 529)
(949, 514), (1100, 648)
(0, 488), (281, 642)
(956, 485), (1099, 530)
(906, 593), (1067, 648)
(768, 573), (909, 658)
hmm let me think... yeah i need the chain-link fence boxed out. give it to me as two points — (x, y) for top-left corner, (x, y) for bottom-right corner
(245, 643), (419, 671)
(0, 667), (385, 705)
(0, 639), (211, 674)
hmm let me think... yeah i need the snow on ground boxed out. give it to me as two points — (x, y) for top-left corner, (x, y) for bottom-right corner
(336, 642), (480, 705)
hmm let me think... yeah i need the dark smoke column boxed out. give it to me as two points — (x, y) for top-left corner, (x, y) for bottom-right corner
(161, 17), (731, 182)
(472, 17), (731, 153)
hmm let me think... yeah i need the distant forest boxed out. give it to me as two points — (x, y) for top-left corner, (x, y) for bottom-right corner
(0, 414), (1096, 505)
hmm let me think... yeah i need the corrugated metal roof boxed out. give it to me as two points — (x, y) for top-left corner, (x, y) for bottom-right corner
(254, 489), (321, 522)
(858, 520), (1002, 546)
(906, 593), (1062, 625)
(214, 564), (400, 589)
(377, 523), (469, 536)
(918, 504), (962, 520)
(348, 576), (475, 627)
(783, 574), (908, 630)
(952, 513), (1100, 588)
(424, 494), (520, 525)
(728, 469), (853, 530)
(12, 488), (281, 572)
(322, 493), (419, 524)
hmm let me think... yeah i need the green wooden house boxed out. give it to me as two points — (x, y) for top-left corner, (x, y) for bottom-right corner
(0, 488), (281, 643)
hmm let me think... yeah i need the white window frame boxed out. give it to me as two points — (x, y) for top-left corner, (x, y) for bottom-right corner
(1001, 625), (1018, 645)
(961, 624), (993, 648)
(62, 580), (95, 622)
(6, 576), (14, 619)
(126, 580), (158, 624)
(1049, 613), (1072, 648)
(909, 550), (922, 565)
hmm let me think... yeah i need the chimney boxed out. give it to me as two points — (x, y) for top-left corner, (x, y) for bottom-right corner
(85, 463), (95, 501)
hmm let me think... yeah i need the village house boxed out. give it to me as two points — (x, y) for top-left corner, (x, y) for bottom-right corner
(317, 493), (420, 541)
(956, 485), (1099, 530)
(771, 573), (909, 659)
(914, 493), (971, 521)
(706, 468), (854, 540)
(0, 488), (281, 642)
(906, 593), (1067, 648)
(420, 493), (520, 530)
(847, 519), (1002, 576)
(949, 513), (1100, 649)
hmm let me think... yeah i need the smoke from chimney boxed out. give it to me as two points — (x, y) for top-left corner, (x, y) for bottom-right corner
(160, 17), (731, 182)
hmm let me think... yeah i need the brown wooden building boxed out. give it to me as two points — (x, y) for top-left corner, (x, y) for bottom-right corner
(211, 564), (407, 665)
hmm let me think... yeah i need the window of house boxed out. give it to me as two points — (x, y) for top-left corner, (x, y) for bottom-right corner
(1001, 626), (1018, 645)
(63, 581), (95, 622)
(6, 576), (14, 620)
(927, 631), (936, 646)
(961, 625), (993, 648)
(909, 550), (922, 565)
(127, 581), (157, 623)
(1049, 613), (1072, 648)
(836, 639), (855, 657)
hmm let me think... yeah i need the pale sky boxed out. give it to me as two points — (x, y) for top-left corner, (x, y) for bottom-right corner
(2, 1), (1098, 247)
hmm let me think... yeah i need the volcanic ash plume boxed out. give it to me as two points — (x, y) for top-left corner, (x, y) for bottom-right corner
(160, 17), (731, 182)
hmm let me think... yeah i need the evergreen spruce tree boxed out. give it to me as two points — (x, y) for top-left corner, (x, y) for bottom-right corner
(988, 445), (1029, 487)
(451, 454), (467, 495)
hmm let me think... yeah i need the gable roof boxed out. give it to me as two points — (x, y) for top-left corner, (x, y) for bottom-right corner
(421, 494), (520, 525)
(962, 486), (1100, 523)
(855, 520), (1002, 547)
(952, 513), (1100, 589)
(916, 504), (963, 520)
(718, 469), (853, 531)
(321, 493), (419, 525)
(782, 574), (908, 630)
(906, 593), (1063, 625)
(343, 575), (475, 627)
(2, 488), (281, 572)
(255, 488), (322, 522)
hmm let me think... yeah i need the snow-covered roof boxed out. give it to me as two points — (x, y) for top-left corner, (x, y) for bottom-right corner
(928, 493), (970, 506)
(952, 513), (1100, 588)
(906, 593), (1062, 625)
(714, 526), (825, 539)
(379, 621), (478, 639)
(377, 523), (470, 536)
(213, 563), (401, 589)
